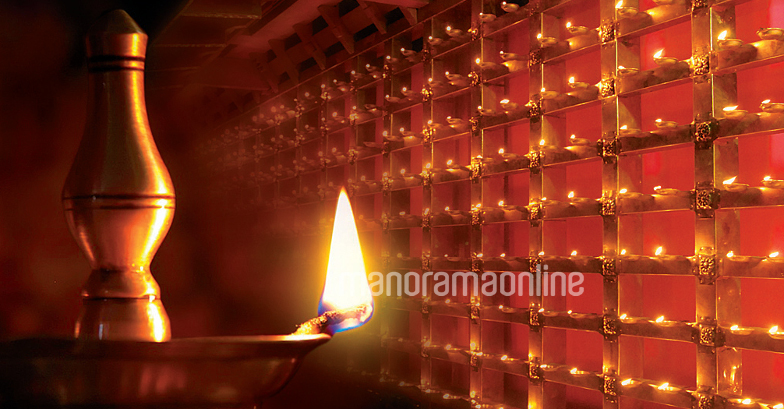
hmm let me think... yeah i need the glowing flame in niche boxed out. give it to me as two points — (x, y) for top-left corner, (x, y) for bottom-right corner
(318, 189), (374, 332)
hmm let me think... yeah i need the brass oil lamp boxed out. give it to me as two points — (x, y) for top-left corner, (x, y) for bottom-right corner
(0, 10), (372, 407)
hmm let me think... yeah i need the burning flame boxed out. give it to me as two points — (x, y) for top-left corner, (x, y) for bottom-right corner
(718, 30), (728, 40)
(615, 0), (623, 8)
(653, 49), (664, 59)
(318, 189), (374, 332)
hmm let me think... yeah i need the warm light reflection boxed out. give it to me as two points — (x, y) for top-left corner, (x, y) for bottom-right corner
(147, 297), (168, 342)
(318, 189), (374, 332)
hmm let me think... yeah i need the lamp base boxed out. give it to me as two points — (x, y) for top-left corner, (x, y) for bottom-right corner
(0, 334), (330, 407)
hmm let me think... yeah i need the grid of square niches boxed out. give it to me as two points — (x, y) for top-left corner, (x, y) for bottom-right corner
(193, 0), (784, 405)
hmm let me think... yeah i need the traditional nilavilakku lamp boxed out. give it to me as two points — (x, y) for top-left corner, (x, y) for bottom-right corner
(0, 10), (373, 407)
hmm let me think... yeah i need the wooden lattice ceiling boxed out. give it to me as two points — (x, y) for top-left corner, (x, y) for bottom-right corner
(146, 0), (427, 127)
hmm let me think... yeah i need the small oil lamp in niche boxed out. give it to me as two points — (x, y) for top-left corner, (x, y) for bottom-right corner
(0, 10), (373, 407)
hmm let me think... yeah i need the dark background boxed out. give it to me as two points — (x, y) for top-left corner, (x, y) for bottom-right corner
(0, 1), (411, 406)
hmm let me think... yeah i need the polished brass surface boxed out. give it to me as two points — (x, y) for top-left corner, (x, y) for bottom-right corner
(0, 334), (330, 407)
(63, 10), (174, 342)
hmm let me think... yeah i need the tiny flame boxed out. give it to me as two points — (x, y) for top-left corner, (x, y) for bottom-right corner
(569, 76), (575, 84)
(727, 251), (735, 258)
(654, 49), (664, 59)
(763, 99), (771, 104)
(537, 33), (543, 39)
(499, 148), (506, 154)
(620, 125), (628, 130)
(770, 326), (779, 334)
(318, 189), (374, 332)
(571, 250), (578, 256)
(724, 105), (738, 112)
(654, 185), (662, 191)
(655, 246), (664, 256)
(718, 30), (728, 41)
(657, 382), (670, 390)
(656, 315), (665, 322)
(620, 313), (628, 319)
(724, 176), (737, 185)
(538, 251), (545, 256)
(475, 58), (481, 64)
(742, 399), (753, 405)
(616, 0), (623, 8)
(498, 200), (505, 206)
(619, 188), (628, 194)
(773, 404), (783, 409)
(765, 175), (772, 181)
(570, 368), (578, 374)
(621, 378), (633, 386)
(770, 251), (780, 258)
(731, 325), (739, 330)
(539, 139), (546, 146)
(501, 355), (509, 360)
(566, 21), (572, 28)
(500, 98), (510, 104)
(447, 159), (454, 166)
(568, 191), (575, 198)
(620, 249), (627, 255)
(656, 118), (663, 123)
